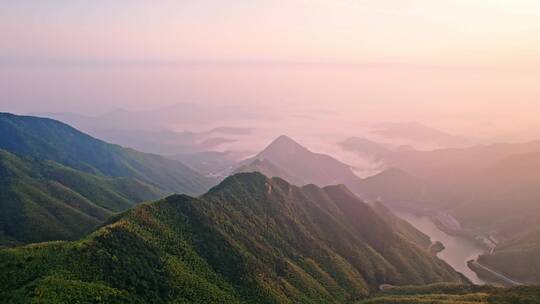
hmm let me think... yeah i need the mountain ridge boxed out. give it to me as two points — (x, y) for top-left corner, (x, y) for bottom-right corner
(0, 172), (466, 303)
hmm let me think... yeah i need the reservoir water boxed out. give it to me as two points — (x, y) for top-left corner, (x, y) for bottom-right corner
(395, 212), (486, 284)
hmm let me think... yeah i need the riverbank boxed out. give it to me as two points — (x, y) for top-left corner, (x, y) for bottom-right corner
(427, 212), (528, 287)
(388, 204), (531, 287)
(430, 212), (497, 252)
(407, 210), (528, 287)
(467, 260), (524, 287)
(394, 211), (487, 284)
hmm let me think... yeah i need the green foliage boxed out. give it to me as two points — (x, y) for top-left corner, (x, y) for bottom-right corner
(0, 149), (163, 245)
(488, 286), (540, 304)
(360, 283), (540, 304)
(358, 294), (490, 304)
(8, 275), (140, 304)
(0, 173), (467, 303)
(0, 112), (214, 194)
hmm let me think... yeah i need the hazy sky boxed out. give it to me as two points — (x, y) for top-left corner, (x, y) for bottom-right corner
(3, 0), (540, 65)
(1, 1), (540, 141)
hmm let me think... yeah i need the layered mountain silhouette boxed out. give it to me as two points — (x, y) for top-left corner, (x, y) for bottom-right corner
(240, 134), (540, 284)
(233, 136), (435, 211)
(235, 135), (358, 186)
(348, 168), (431, 209)
(370, 122), (472, 148)
(173, 150), (251, 179)
(0, 172), (466, 303)
(35, 106), (260, 155)
(341, 139), (540, 284)
(339, 137), (394, 160)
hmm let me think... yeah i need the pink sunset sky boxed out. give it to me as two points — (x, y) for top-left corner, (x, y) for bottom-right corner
(1, 0), (540, 141)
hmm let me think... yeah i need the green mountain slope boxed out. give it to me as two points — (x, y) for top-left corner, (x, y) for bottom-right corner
(0, 112), (214, 195)
(0, 149), (164, 246)
(370, 202), (432, 251)
(0, 172), (466, 303)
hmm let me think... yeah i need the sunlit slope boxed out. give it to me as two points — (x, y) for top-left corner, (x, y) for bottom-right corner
(0, 149), (163, 246)
(0, 172), (464, 303)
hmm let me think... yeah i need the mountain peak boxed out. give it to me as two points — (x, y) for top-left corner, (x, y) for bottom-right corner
(272, 134), (299, 145)
(260, 135), (308, 156)
(239, 134), (360, 186)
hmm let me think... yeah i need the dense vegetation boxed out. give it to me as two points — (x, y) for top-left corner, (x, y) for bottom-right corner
(369, 202), (432, 251)
(0, 149), (164, 246)
(0, 173), (466, 303)
(0, 113), (214, 195)
(359, 283), (540, 304)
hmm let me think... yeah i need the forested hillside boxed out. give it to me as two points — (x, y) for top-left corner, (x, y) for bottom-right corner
(0, 173), (466, 303)
(0, 149), (163, 246)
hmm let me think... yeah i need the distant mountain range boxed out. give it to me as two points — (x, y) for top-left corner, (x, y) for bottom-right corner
(172, 150), (252, 179)
(235, 135), (359, 186)
(34, 106), (260, 155)
(339, 137), (395, 160)
(340, 139), (540, 284)
(370, 122), (473, 149)
(230, 136), (432, 209)
(230, 134), (540, 285)
(0, 172), (466, 303)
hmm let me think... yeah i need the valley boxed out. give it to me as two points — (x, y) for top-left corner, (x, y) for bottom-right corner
(395, 212), (487, 285)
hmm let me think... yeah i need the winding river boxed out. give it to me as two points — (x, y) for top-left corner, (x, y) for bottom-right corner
(395, 212), (486, 284)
